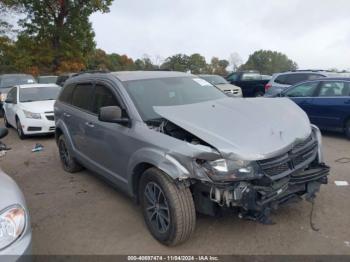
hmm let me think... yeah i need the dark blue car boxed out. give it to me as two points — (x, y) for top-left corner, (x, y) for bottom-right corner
(279, 78), (350, 139)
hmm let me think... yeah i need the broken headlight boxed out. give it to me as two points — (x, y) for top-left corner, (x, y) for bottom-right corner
(197, 158), (262, 182)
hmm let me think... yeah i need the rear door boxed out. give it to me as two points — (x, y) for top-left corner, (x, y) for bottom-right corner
(284, 81), (320, 118)
(68, 82), (95, 154)
(308, 80), (350, 130)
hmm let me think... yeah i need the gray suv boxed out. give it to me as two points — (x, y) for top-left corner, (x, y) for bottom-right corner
(264, 70), (337, 97)
(54, 71), (329, 245)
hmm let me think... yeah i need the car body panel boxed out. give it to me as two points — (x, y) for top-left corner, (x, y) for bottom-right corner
(0, 170), (32, 256)
(215, 83), (242, 97)
(154, 97), (311, 161)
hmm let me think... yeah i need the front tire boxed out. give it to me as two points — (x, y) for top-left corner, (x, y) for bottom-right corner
(139, 168), (196, 246)
(58, 135), (83, 173)
(345, 120), (350, 140)
(16, 117), (26, 140)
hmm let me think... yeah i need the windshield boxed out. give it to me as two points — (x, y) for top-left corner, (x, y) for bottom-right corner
(19, 86), (61, 102)
(200, 75), (228, 85)
(124, 77), (227, 121)
(38, 76), (58, 84)
(0, 75), (36, 88)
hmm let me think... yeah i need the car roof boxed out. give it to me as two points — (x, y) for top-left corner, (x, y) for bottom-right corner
(111, 71), (193, 81)
(16, 83), (60, 88)
(312, 77), (350, 81)
(198, 74), (223, 78)
(0, 74), (34, 78)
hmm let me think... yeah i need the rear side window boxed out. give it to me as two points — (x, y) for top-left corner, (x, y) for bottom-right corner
(91, 85), (120, 114)
(71, 83), (94, 111)
(317, 81), (350, 97)
(274, 75), (288, 84)
(59, 84), (75, 104)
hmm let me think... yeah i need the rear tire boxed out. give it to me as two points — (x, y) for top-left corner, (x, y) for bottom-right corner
(16, 117), (26, 140)
(345, 120), (350, 140)
(139, 168), (196, 246)
(4, 113), (10, 128)
(58, 135), (83, 173)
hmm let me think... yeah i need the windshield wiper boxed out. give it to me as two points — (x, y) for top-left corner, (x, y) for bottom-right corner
(21, 100), (34, 102)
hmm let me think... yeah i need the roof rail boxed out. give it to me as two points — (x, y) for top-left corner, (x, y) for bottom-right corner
(72, 70), (110, 77)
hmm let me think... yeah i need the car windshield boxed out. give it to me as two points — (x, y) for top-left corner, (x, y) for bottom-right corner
(19, 86), (61, 102)
(124, 76), (227, 121)
(200, 75), (228, 85)
(38, 76), (58, 84)
(0, 75), (36, 88)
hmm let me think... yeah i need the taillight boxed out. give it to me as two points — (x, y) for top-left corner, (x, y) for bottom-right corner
(265, 83), (272, 91)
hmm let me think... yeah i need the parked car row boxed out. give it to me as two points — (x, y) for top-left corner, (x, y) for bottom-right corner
(1, 69), (348, 249)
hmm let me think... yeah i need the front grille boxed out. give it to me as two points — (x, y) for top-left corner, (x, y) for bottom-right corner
(224, 89), (239, 94)
(27, 126), (42, 131)
(46, 115), (54, 121)
(258, 134), (318, 179)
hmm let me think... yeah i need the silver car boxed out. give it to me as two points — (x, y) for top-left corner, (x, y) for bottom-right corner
(264, 70), (334, 97)
(0, 129), (32, 259)
(199, 74), (242, 97)
(54, 71), (329, 246)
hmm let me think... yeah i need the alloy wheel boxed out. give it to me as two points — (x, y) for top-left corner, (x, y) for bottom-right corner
(144, 182), (170, 233)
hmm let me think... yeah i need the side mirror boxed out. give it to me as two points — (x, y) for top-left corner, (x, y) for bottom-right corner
(98, 106), (130, 125)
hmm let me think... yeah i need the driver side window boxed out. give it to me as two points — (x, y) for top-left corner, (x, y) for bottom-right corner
(285, 82), (319, 97)
(6, 87), (17, 103)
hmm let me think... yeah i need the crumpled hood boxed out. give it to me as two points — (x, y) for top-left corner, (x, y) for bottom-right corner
(21, 100), (55, 113)
(154, 97), (311, 160)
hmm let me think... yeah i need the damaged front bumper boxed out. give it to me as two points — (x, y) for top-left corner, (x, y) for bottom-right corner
(192, 163), (329, 223)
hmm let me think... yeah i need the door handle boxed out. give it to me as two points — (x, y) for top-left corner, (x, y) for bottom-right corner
(63, 113), (71, 118)
(85, 122), (95, 128)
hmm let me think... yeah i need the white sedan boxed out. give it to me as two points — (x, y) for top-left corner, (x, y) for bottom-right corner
(3, 84), (61, 139)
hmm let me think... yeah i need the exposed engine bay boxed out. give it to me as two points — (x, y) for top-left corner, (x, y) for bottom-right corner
(147, 118), (210, 146)
(147, 117), (329, 224)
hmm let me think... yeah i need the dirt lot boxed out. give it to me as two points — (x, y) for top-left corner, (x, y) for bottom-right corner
(1, 124), (350, 255)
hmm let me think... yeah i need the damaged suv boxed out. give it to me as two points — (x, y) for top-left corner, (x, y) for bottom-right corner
(54, 71), (329, 246)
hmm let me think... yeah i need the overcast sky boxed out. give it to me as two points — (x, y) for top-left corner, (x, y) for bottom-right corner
(90, 0), (350, 70)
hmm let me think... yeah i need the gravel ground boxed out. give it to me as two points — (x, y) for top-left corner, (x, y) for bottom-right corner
(1, 125), (350, 255)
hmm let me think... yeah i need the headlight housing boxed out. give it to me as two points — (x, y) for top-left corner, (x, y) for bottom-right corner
(0, 205), (26, 250)
(23, 110), (41, 119)
(196, 158), (262, 182)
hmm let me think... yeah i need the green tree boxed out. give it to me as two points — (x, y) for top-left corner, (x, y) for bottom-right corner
(239, 50), (297, 75)
(3, 0), (113, 72)
(208, 57), (229, 75)
(161, 54), (190, 72)
(188, 53), (207, 74)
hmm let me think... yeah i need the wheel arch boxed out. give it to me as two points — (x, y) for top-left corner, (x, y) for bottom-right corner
(128, 148), (191, 202)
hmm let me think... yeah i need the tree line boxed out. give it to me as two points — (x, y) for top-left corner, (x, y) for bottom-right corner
(0, 0), (299, 76)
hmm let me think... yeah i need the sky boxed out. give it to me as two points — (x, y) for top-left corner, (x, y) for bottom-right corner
(90, 0), (350, 70)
